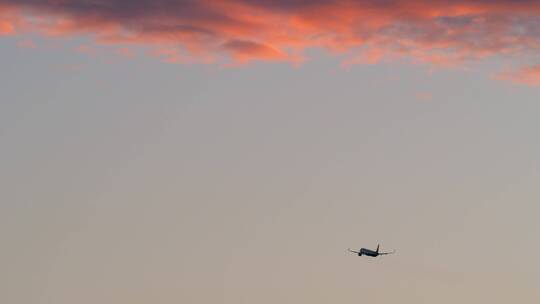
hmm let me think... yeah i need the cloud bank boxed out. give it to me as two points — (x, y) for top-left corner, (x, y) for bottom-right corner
(1, 0), (540, 82)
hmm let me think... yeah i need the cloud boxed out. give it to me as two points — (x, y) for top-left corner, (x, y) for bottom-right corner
(415, 91), (434, 101)
(1, 0), (540, 76)
(222, 39), (287, 62)
(0, 20), (13, 35)
(17, 38), (35, 48)
(0, 5), (15, 35)
(497, 64), (540, 85)
(115, 47), (136, 59)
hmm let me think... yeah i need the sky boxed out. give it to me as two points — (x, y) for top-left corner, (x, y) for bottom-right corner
(1, 1), (540, 304)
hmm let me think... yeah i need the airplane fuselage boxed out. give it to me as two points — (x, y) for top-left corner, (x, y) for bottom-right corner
(359, 248), (378, 257)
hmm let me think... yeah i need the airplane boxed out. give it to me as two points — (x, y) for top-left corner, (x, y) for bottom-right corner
(348, 244), (395, 257)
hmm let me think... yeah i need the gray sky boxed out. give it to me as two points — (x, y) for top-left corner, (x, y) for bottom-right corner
(1, 36), (540, 304)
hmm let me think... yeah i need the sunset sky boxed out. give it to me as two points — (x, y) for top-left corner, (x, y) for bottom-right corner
(1, 1), (540, 304)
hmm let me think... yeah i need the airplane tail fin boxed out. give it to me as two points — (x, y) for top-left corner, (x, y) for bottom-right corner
(376, 244), (380, 253)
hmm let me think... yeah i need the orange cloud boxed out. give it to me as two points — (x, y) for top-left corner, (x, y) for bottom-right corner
(0, 5), (15, 35)
(0, 19), (13, 35)
(115, 47), (136, 59)
(497, 65), (540, 86)
(222, 39), (287, 63)
(1, 0), (540, 80)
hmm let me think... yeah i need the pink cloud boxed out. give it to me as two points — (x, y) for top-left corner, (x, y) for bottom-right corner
(115, 47), (136, 59)
(0, 19), (13, 35)
(497, 65), (540, 86)
(0, 5), (15, 35)
(1, 0), (540, 83)
(17, 38), (35, 48)
(415, 91), (433, 101)
(222, 39), (287, 63)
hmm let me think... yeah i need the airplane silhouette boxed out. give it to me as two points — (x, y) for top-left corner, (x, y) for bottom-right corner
(348, 244), (395, 257)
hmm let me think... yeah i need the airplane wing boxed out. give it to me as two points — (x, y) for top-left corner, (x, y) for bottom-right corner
(378, 250), (396, 255)
(348, 248), (360, 254)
